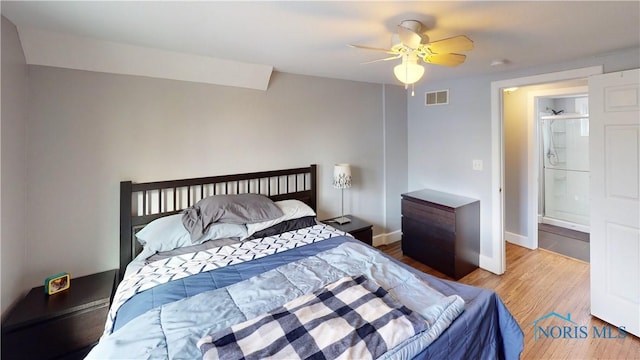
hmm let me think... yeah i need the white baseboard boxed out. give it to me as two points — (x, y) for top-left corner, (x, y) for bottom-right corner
(505, 231), (536, 249)
(372, 230), (401, 247)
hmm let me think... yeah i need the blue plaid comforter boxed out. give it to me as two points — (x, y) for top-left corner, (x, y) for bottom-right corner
(198, 275), (428, 360)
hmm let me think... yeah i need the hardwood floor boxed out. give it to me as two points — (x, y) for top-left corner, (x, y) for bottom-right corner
(377, 241), (640, 359)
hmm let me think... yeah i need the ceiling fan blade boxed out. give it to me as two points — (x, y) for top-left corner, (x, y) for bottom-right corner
(423, 53), (467, 67)
(349, 44), (396, 54)
(361, 55), (401, 64)
(427, 35), (474, 54)
(397, 25), (422, 49)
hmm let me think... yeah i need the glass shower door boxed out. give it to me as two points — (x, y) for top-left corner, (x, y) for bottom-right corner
(542, 114), (590, 227)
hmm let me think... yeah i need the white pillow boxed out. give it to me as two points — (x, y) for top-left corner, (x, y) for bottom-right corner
(246, 200), (316, 237)
(136, 214), (248, 253)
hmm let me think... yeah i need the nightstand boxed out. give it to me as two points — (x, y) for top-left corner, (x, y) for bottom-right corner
(323, 215), (373, 245)
(1, 269), (117, 360)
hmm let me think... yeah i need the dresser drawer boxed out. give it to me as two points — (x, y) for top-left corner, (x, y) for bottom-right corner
(401, 199), (454, 233)
(402, 237), (455, 276)
(2, 302), (108, 359)
(402, 216), (455, 253)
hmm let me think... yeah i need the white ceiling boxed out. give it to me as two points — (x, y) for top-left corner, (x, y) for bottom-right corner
(2, 1), (639, 85)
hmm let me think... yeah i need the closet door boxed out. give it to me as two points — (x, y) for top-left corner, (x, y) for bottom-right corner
(589, 68), (640, 337)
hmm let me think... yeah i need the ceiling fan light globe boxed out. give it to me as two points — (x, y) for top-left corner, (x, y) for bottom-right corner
(393, 62), (424, 85)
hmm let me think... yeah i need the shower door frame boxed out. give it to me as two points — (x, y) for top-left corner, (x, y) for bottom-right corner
(527, 85), (589, 249)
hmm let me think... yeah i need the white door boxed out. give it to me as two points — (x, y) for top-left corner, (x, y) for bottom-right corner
(590, 68), (640, 337)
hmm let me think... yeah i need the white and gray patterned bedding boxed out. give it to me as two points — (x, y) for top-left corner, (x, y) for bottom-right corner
(145, 237), (242, 263)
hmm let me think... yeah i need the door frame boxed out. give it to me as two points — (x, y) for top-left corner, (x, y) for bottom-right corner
(488, 65), (602, 274)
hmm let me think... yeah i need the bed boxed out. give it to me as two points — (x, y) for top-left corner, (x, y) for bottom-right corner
(87, 164), (523, 359)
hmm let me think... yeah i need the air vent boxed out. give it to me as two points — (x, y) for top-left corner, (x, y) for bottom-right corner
(425, 89), (449, 106)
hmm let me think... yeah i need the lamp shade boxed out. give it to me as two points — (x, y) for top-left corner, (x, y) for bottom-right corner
(333, 163), (352, 189)
(393, 55), (425, 85)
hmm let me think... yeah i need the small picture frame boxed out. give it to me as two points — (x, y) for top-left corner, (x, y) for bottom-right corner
(44, 272), (70, 295)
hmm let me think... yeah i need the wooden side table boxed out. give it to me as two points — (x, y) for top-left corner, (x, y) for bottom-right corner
(323, 215), (373, 245)
(1, 269), (117, 360)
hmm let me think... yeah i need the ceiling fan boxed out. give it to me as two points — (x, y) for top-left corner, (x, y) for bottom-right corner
(350, 20), (473, 89)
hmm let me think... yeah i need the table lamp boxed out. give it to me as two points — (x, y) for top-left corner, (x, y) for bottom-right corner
(332, 163), (352, 224)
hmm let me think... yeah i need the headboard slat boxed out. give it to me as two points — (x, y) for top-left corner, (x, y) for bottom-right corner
(142, 190), (147, 216)
(173, 188), (177, 210)
(119, 165), (317, 281)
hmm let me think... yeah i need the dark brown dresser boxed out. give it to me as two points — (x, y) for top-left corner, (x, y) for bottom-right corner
(401, 189), (480, 279)
(1, 269), (117, 360)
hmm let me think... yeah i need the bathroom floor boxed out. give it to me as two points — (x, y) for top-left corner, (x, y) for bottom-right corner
(538, 223), (589, 262)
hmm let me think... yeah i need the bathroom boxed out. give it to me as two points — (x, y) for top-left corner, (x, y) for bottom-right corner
(538, 94), (590, 233)
(503, 80), (590, 262)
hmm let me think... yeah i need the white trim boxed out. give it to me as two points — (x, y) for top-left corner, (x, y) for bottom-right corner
(540, 217), (590, 233)
(490, 80), (506, 275)
(382, 84), (388, 239)
(490, 65), (603, 275)
(372, 230), (401, 247)
(479, 254), (501, 275)
(504, 231), (535, 250)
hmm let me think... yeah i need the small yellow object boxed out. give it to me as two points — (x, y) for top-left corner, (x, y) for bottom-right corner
(44, 272), (70, 295)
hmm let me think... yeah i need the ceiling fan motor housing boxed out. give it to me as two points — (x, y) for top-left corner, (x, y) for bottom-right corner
(399, 20), (423, 33)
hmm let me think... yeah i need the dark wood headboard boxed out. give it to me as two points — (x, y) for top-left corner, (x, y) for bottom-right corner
(119, 164), (317, 281)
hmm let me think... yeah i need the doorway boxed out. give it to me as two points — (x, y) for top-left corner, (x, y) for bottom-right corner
(488, 66), (603, 274)
(503, 82), (589, 255)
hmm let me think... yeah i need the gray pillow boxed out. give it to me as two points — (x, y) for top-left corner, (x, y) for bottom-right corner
(182, 193), (283, 241)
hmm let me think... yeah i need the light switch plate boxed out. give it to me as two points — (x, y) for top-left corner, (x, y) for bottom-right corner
(473, 160), (483, 171)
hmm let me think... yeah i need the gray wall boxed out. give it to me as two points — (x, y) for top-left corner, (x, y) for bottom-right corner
(1, 16), (28, 314)
(383, 84), (408, 234)
(22, 66), (405, 289)
(408, 47), (639, 260)
(503, 87), (529, 237)
(408, 74), (493, 259)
